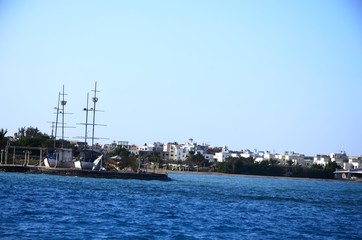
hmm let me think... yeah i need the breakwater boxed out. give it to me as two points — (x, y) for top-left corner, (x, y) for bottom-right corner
(0, 165), (171, 181)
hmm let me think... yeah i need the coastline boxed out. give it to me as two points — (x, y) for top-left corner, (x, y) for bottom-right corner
(0, 165), (171, 181)
(166, 170), (360, 182)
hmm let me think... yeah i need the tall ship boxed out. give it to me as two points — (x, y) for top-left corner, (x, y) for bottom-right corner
(44, 85), (74, 168)
(1, 82), (171, 180)
(73, 82), (105, 171)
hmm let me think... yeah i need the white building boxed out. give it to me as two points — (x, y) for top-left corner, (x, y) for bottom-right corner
(183, 138), (197, 152)
(214, 152), (231, 162)
(203, 153), (215, 163)
(163, 139), (207, 162)
(339, 156), (362, 170)
(330, 151), (348, 167)
(174, 147), (187, 161)
(214, 145), (231, 162)
(313, 155), (331, 167)
(240, 149), (252, 158)
(263, 151), (275, 161)
(348, 156), (362, 169)
(276, 151), (306, 165)
(163, 142), (179, 161)
(252, 149), (265, 158)
(138, 144), (154, 152)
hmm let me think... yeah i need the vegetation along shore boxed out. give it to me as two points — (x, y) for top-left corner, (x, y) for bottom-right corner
(0, 127), (361, 181)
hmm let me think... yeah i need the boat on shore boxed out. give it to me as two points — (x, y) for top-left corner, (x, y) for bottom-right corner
(45, 83), (104, 171)
(73, 82), (107, 171)
(74, 149), (103, 170)
(44, 148), (74, 168)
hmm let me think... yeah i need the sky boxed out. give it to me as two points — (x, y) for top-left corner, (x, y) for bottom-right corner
(0, 0), (361, 156)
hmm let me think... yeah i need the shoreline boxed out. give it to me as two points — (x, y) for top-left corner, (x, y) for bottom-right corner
(0, 165), (171, 181)
(166, 170), (361, 183)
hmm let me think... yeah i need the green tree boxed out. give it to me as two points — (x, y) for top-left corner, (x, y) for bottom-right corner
(0, 128), (8, 150)
(15, 126), (52, 147)
(217, 157), (244, 174)
(110, 146), (130, 158)
(17, 127), (26, 138)
(146, 151), (163, 164)
(325, 161), (341, 170)
(289, 163), (338, 179)
(108, 147), (137, 172)
(185, 151), (209, 167)
(193, 152), (208, 167)
(217, 157), (283, 176)
(185, 151), (195, 165)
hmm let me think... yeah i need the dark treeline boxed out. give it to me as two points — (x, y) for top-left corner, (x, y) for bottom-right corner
(216, 157), (340, 179)
(289, 163), (340, 179)
(0, 127), (76, 150)
(216, 157), (284, 176)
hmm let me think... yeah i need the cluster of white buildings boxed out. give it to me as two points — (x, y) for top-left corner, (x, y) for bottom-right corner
(103, 138), (362, 170)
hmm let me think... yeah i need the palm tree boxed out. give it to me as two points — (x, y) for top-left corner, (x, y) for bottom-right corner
(17, 127), (26, 138)
(185, 151), (195, 165)
(0, 128), (8, 150)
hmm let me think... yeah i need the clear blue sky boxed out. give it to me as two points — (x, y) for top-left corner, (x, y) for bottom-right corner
(1, 0), (361, 156)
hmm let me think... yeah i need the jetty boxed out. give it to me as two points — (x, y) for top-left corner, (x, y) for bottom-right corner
(334, 168), (362, 181)
(0, 164), (171, 181)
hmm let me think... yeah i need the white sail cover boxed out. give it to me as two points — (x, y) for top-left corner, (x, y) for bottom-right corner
(92, 155), (103, 170)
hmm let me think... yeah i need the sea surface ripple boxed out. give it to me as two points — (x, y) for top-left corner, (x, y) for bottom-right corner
(1, 172), (361, 239)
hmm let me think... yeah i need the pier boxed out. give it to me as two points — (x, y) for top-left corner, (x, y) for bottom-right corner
(0, 143), (171, 181)
(334, 168), (362, 180)
(0, 164), (171, 181)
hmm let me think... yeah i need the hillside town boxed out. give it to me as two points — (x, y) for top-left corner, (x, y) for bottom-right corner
(102, 138), (362, 174)
(1, 125), (361, 180)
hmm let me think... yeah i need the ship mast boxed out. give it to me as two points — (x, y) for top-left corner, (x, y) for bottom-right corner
(60, 85), (67, 148)
(83, 92), (89, 146)
(78, 82), (106, 150)
(49, 85), (73, 149)
(91, 82), (99, 148)
(53, 92), (61, 148)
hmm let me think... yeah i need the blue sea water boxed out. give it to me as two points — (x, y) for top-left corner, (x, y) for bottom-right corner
(1, 172), (361, 240)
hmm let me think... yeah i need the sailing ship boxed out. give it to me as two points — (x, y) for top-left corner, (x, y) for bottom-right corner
(73, 82), (105, 171)
(44, 85), (74, 168)
(74, 149), (103, 170)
